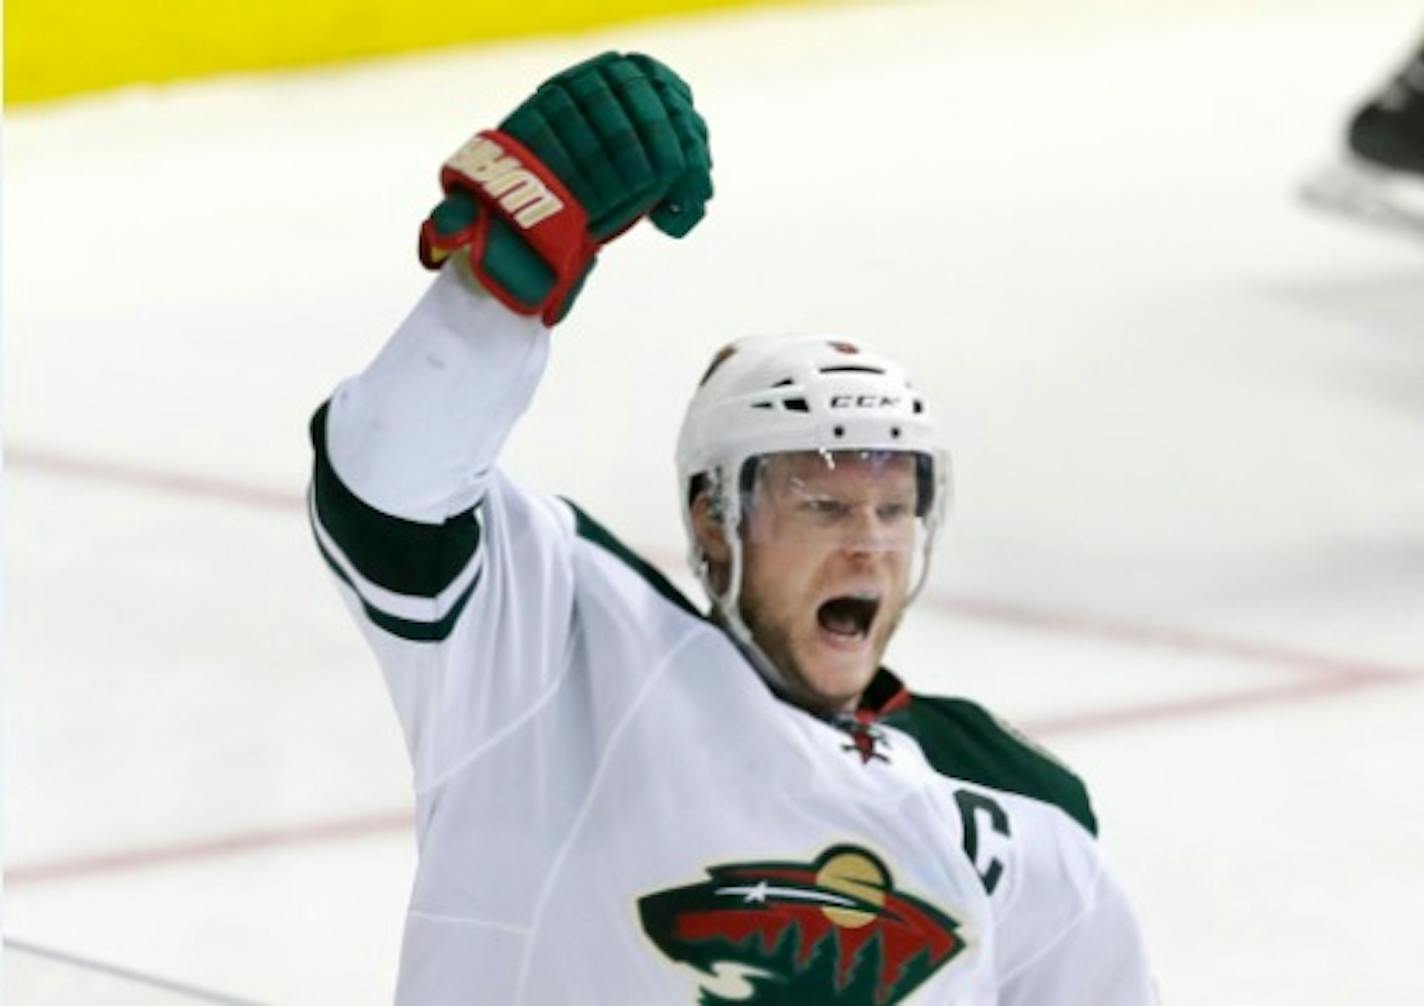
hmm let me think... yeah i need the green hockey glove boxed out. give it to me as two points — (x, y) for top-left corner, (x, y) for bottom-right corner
(419, 51), (713, 325)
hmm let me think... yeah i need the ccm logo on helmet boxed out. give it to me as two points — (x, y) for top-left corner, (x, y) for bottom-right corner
(447, 136), (565, 229)
(831, 394), (901, 409)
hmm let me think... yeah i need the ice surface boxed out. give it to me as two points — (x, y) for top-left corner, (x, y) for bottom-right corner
(4, 0), (1422, 1001)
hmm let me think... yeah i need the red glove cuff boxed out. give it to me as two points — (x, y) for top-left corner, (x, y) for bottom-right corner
(423, 130), (599, 326)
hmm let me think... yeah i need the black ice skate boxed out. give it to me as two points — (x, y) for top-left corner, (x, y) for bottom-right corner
(1302, 52), (1424, 236)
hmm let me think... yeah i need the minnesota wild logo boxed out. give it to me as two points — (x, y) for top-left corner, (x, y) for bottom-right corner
(638, 845), (965, 1004)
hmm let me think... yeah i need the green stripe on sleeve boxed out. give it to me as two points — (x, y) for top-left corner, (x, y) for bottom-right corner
(310, 402), (482, 599)
(313, 524), (481, 643)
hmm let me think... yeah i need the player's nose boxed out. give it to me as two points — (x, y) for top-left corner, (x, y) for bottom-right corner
(838, 504), (892, 555)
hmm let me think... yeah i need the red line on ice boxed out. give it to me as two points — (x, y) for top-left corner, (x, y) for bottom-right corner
(8, 443), (1401, 683)
(5, 810), (414, 888)
(922, 594), (1404, 680)
(4, 445), (304, 512)
(1026, 666), (1412, 734)
(5, 445), (1419, 886)
(8, 669), (1416, 890)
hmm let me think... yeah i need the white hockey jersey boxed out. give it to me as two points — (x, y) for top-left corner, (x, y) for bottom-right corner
(309, 266), (1156, 1005)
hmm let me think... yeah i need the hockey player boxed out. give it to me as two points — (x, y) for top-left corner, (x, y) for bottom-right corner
(309, 52), (1156, 1004)
(1303, 32), (1424, 234)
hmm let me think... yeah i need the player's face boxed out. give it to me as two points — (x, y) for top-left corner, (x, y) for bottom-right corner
(739, 451), (919, 715)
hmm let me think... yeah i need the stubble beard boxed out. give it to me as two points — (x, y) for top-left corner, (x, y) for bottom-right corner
(738, 589), (905, 716)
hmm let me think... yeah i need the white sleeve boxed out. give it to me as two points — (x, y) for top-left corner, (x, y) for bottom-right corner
(997, 856), (1157, 1006)
(309, 263), (577, 788)
(323, 262), (548, 522)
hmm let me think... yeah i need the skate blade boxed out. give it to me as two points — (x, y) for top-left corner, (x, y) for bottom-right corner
(1300, 156), (1424, 239)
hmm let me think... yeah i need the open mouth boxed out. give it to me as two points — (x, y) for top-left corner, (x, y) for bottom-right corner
(816, 594), (880, 640)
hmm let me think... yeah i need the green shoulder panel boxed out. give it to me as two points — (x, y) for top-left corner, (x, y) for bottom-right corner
(883, 696), (1098, 837)
(561, 499), (704, 619)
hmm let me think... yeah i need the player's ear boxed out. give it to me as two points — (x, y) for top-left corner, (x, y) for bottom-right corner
(691, 490), (731, 569)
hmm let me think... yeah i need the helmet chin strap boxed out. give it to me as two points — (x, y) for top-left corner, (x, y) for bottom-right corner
(717, 548), (798, 701)
(694, 478), (798, 702)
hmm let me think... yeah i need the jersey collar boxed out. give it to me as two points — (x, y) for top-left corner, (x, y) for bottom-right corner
(855, 666), (911, 720)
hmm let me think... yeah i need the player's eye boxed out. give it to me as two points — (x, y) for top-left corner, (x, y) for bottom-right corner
(876, 501), (914, 522)
(801, 497), (849, 519)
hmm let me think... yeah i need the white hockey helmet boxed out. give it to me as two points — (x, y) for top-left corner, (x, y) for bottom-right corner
(675, 334), (950, 687)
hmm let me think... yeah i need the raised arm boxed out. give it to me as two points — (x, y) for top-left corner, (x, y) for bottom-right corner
(319, 50), (712, 521)
(308, 52), (712, 781)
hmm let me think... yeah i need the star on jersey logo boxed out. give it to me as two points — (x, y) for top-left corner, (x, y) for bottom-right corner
(734, 880), (771, 904)
(638, 845), (966, 1005)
